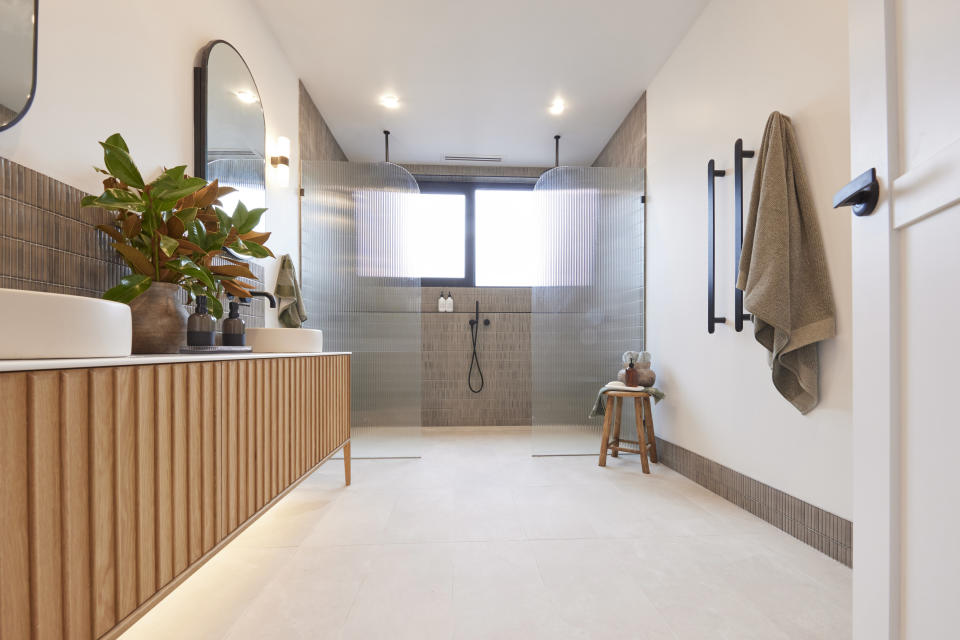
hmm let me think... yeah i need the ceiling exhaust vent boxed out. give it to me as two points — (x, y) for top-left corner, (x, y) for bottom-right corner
(443, 154), (502, 163)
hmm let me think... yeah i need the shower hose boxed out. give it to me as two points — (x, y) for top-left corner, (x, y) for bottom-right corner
(468, 315), (485, 393)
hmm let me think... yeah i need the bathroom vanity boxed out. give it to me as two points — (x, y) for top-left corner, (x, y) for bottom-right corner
(0, 352), (350, 640)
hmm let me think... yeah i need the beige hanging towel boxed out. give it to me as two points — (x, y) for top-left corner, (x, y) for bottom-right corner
(274, 254), (308, 328)
(737, 112), (836, 414)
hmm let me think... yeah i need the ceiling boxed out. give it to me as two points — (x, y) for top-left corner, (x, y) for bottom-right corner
(254, 0), (708, 167)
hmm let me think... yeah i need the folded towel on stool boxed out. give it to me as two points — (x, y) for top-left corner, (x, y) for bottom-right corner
(589, 382), (665, 419)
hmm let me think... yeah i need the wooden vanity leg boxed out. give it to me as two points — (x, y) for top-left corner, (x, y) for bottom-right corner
(611, 397), (623, 457)
(633, 398), (651, 474)
(343, 441), (351, 486)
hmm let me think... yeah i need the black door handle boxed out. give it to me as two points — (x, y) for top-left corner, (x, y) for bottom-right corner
(833, 168), (879, 217)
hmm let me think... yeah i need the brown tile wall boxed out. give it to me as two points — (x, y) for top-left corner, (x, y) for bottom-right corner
(299, 81), (348, 163)
(593, 92), (647, 169)
(0, 155), (264, 327)
(421, 286), (532, 426)
(656, 437), (853, 566)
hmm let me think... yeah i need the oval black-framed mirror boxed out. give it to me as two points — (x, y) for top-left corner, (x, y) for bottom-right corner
(0, 0), (39, 132)
(193, 40), (266, 216)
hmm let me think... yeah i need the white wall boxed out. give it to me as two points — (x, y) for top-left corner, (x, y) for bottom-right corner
(646, 0), (852, 518)
(0, 0), (300, 310)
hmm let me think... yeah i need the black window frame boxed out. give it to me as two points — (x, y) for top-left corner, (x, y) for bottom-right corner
(418, 180), (535, 288)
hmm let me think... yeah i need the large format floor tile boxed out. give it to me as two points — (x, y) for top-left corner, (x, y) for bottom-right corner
(121, 428), (851, 639)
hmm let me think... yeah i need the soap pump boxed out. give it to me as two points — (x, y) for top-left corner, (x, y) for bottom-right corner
(445, 291), (454, 312)
(187, 295), (216, 346)
(438, 291), (446, 313)
(625, 358), (640, 387)
(222, 300), (246, 346)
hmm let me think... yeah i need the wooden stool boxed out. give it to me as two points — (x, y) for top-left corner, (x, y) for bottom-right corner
(598, 391), (659, 473)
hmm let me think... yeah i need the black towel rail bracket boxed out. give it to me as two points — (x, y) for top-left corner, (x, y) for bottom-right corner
(833, 167), (879, 217)
(707, 159), (727, 334)
(734, 139), (755, 332)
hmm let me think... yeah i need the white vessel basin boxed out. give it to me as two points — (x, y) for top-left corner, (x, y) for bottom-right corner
(247, 328), (323, 353)
(0, 288), (132, 359)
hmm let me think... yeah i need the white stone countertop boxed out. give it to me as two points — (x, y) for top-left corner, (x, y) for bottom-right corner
(0, 352), (352, 373)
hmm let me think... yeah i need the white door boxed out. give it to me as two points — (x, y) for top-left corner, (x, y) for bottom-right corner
(848, 0), (960, 638)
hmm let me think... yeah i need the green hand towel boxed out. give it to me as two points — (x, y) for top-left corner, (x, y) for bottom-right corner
(589, 383), (665, 419)
(274, 254), (308, 328)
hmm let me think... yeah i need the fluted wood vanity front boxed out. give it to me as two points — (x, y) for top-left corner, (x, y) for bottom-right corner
(0, 353), (350, 640)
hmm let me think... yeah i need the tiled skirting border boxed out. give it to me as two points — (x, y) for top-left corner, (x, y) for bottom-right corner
(655, 437), (853, 567)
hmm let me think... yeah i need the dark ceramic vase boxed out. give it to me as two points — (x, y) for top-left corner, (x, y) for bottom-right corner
(128, 282), (188, 354)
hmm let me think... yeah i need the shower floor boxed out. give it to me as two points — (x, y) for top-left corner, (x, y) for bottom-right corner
(121, 427), (851, 640)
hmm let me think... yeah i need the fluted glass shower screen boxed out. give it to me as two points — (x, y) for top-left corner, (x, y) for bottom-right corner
(301, 161), (422, 457)
(531, 167), (645, 455)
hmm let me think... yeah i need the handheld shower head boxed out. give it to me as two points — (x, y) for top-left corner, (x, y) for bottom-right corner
(468, 300), (485, 393)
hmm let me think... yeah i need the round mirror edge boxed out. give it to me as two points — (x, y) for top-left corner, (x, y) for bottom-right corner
(193, 39), (267, 265)
(0, 0), (40, 133)
(193, 39), (267, 181)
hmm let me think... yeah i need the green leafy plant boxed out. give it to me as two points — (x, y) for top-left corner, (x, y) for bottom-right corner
(82, 133), (273, 317)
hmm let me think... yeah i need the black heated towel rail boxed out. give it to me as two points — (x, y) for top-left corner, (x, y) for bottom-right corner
(734, 138), (755, 332)
(707, 159), (726, 334)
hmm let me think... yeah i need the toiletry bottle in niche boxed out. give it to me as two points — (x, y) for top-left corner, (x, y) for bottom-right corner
(446, 291), (454, 312)
(187, 295), (216, 346)
(438, 291), (446, 313)
(222, 300), (246, 346)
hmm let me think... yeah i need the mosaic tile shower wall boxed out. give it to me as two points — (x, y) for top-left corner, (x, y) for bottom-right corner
(420, 286), (532, 426)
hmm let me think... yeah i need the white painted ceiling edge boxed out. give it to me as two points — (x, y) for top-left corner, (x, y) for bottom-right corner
(253, 0), (709, 166)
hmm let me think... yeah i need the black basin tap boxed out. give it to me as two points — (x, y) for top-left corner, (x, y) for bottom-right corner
(230, 291), (277, 308)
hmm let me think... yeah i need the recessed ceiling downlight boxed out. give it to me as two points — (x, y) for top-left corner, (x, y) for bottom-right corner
(549, 97), (565, 115)
(379, 94), (400, 109)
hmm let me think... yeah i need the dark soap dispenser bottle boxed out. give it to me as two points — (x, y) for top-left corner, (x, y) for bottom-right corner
(187, 295), (216, 346)
(222, 300), (246, 347)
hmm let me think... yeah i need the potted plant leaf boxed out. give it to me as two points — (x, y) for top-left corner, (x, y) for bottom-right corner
(82, 133), (273, 353)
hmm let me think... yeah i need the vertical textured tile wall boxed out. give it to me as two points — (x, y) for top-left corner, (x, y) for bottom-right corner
(0, 156), (127, 296)
(0, 156), (264, 326)
(421, 286), (532, 426)
(299, 81), (348, 163)
(593, 92), (646, 169)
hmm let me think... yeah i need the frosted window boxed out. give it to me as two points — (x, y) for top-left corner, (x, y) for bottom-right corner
(475, 189), (541, 286)
(407, 194), (465, 279)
